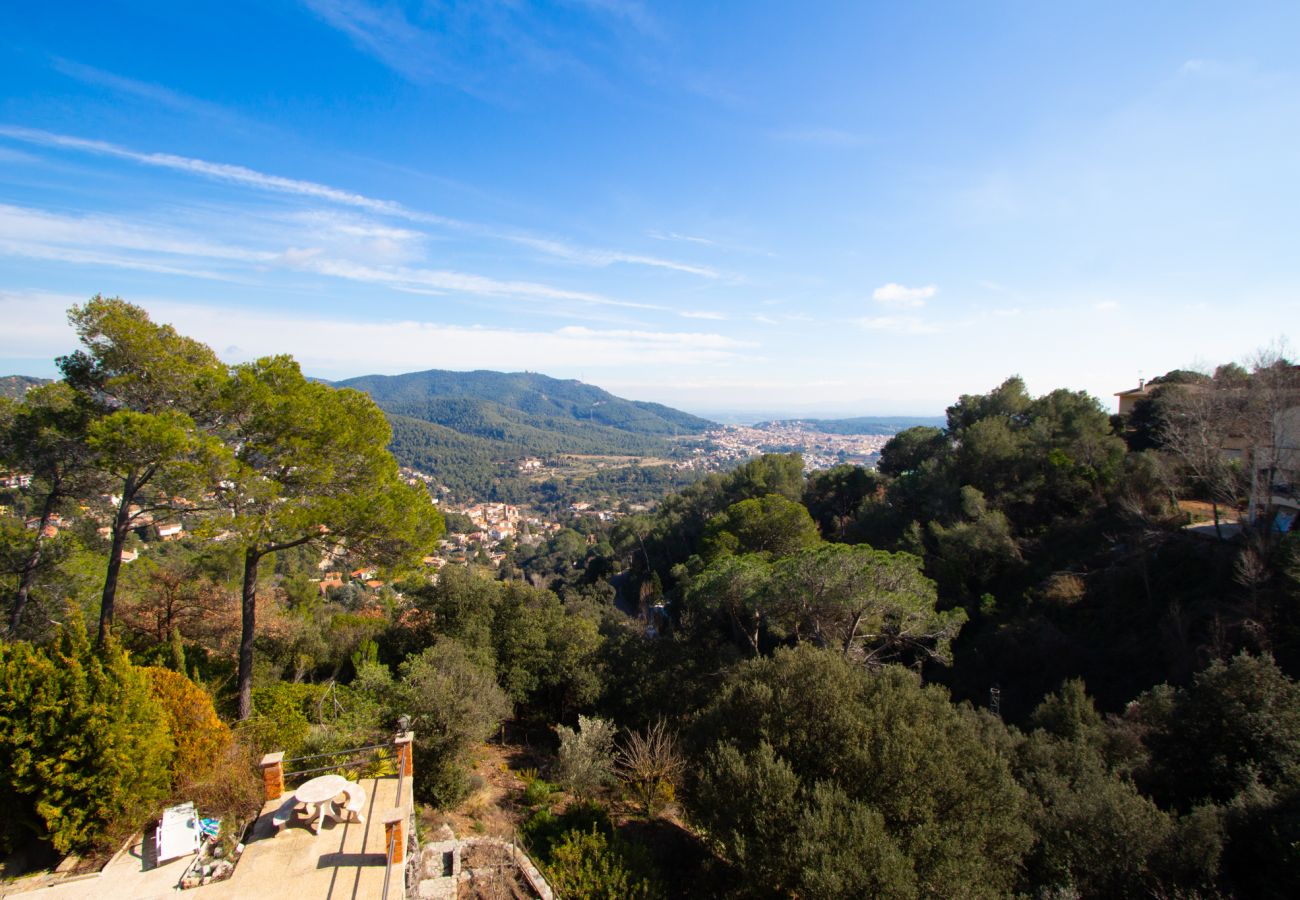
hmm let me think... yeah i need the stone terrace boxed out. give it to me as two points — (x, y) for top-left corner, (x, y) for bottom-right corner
(5, 774), (410, 900)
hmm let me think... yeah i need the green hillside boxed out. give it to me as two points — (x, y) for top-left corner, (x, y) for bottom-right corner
(334, 369), (713, 438)
(335, 369), (717, 502)
(0, 375), (51, 400)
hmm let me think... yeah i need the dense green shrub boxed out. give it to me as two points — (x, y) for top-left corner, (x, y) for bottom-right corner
(1014, 681), (1223, 897)
(555, 715), (617, 799)
(392, 639), (510, 808)
(545, 825), (662, 900)
(689, 645), (1032, 898)
(0, 615), (174, 853)
(521, 773), (556, 808)
(241, 682), (323, 756)
(520, 799), (612, 862)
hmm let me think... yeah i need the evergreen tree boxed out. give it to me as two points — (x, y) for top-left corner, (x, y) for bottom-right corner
(219, 356), (444, 718)
(0, 609), (174, 853)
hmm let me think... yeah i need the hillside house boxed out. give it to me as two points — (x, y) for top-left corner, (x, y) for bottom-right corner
(1114, 379), (1152, 416)
(1251, 404), (1300, 532)
(156, 522), (185, 541)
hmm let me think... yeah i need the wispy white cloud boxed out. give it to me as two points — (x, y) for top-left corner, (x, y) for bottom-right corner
(1094, 300), (1121, 311)
(0, 241), (238, 281)
(279, 248), (661, 310)
(0, 203), (273, 263)
(855, 315), (942, 335)
(302, 0), (442, 83)
(0, 202), (661, 312)
(0, 290), (752, 375)
(647, 228), (773, 259)
(647, 230), (717, 247)
(0, 125), (454, 224)
(300, 0), (605, 95)
(680, 310), (726, 320)
(872, 282), (938, 308)
(569, 0), (663, 38)
(50, 58), (239, 124)
(0, 126), (719, 279)
(0, 203), (269, 281)
(510, 235), (719, 278)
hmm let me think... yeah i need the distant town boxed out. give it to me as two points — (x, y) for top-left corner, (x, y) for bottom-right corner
(395, 420), (893, 569)
(695, 422), (889, 471)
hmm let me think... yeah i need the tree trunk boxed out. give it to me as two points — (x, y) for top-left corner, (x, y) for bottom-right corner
(98, 473), (137, 644)
(842, 609), (866, 656)
(11, 487), (59, 634)
(237, 546), (262, 720)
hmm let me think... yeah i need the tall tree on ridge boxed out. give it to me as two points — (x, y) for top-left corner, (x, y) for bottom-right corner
(57, 297), (229, 643)
(220, 355), (444, 719)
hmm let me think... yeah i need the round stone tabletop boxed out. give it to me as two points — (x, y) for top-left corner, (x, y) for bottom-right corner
(294, 774), (349, 804)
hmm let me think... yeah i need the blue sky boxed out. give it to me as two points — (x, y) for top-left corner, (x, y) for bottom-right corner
(1, 2), (1297, 418)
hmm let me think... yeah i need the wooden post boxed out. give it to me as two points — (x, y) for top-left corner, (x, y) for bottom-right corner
(259, 752), (285, 802)
(383, 808), (407, 864)
(394, 731), (414, 778)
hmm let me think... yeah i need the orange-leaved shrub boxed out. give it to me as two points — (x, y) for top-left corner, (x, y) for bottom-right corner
(144, 666), (232, 784)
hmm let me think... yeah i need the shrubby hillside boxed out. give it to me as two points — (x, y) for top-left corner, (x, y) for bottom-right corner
(4, 309), (1299, 897)
(0, 375), (49, 400)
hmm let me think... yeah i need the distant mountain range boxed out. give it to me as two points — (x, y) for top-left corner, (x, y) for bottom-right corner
(333, 369), (713, 440)
(327, 369), (717, 499)
(754, 415), (946, 435)
(0, 375), (50, 400)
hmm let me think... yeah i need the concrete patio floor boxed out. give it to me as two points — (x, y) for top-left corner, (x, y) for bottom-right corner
(4, 775), (406, 900)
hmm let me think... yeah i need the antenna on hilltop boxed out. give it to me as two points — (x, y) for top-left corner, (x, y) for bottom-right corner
(989, 683), (1002, 718)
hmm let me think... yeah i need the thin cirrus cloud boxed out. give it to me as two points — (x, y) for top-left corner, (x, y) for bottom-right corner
(872, 282), (938, 308)
(302, 0), (661, 90)
(508, 235), (719, 279)
(0, 125), (451, 223)
(49, 58), (241, 125)
(0, 203), (275, 264)
(302, 0), (445, 84)
(279, 249), (665, 310)
(647, 230), (718, 247)
(0, 290), (752, 376)
(0, 126), (717, 280)
(0, 202), (663, 312)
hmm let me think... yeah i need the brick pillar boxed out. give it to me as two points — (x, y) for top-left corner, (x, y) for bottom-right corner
(394, 731), (414, 778)
(259, 752), (285, 802)
(383, 808), (407, 864)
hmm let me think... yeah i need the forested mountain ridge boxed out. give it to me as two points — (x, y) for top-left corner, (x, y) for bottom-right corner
(332, 369), (714, 439)
(332, 369), (717, 502)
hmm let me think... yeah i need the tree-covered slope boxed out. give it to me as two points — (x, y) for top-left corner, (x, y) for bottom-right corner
(0, 375), (51, 400)
(334, 369), (714, 438)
